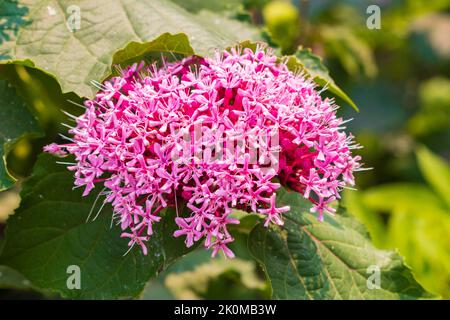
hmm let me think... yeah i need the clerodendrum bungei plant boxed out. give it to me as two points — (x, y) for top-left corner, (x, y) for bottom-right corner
(44, 46), (362, 258)
(0, 0), (439, 301)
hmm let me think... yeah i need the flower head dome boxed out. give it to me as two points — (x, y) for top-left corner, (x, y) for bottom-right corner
(45, 46), (362, 257)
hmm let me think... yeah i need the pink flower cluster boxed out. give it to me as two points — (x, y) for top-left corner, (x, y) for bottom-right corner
(45, 46), (361, 258)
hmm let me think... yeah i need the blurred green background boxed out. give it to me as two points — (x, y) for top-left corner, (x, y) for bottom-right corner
(0, 0), (449, 299)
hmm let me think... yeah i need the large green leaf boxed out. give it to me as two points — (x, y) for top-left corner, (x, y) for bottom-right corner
(342, 190), (386, 248)
(0, 79), (42, 191)
(248, 188), (433, 299)
(0, 153), (196, 299)
(288, 47), (359, 111)
(0, 0), (260, 98)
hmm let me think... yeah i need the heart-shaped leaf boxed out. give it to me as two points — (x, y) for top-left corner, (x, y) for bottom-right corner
(1, 0), (260, 98)
(248, 188), (434, 299)
(0, 153), (195, 299)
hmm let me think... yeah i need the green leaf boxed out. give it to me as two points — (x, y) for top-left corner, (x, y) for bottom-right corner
(248, 188), (434, 299)
(0, 265), (31, 290)
(0, 153), (196, 299)
(111, 33), (195, 67)
(0, 79), (42, 191)
(1, 0), (260, 98)
(416, 146), (450, 208)
(288, 47), (359, 111)
(342, 190), (386, 248)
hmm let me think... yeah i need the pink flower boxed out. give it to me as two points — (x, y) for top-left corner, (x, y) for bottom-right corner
(310, 196), (337, 222)
(258, 194), (290, 227)
(44, 46), (362, 257)
(210, 237), (235, 259)
(43, 143), (67, 156)
(173, 217), (202, 247)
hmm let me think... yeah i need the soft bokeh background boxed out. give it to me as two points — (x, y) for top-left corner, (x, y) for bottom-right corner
(1, 0), (449, 299)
